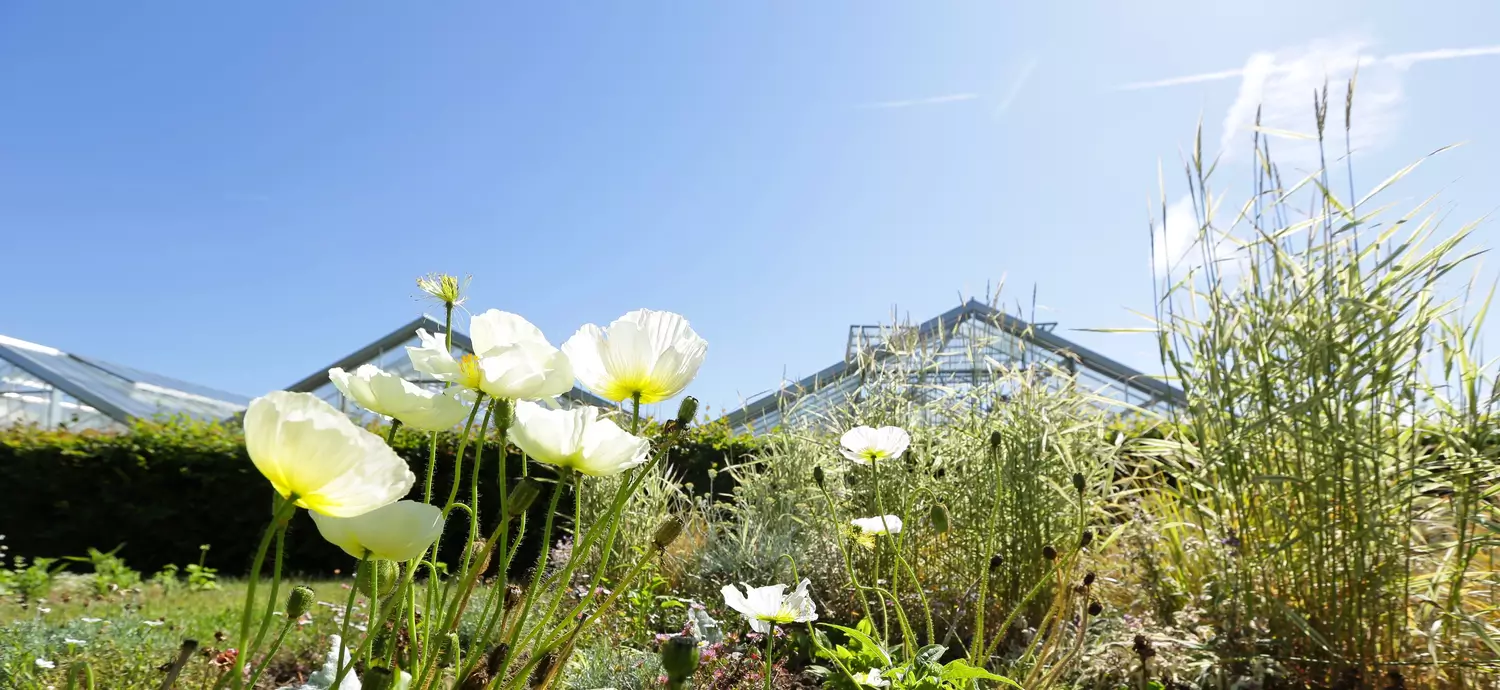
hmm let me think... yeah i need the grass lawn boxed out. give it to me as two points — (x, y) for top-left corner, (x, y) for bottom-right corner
(1, 574), (350, 689)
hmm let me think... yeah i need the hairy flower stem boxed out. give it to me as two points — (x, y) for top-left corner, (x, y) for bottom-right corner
(245, 520), (290, 667)
(869, 458), (891, 642)
(386, 419), (402, 445)
(243, 619), (294, 690)
(816, 482), (875, 625)
(221, 495), (297, 690)
(332, 553), (370, 689)
(423, 432), (440, 504)
(493, 473), (567, 684)
(763, 630), (775, 690)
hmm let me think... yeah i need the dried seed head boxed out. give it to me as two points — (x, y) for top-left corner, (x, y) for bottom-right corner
(286, 586), (314, 619)
(504, 584), (524, 611)
(1041, 545), (1058, 561)
(988, 430), (1003, 449)
(1072, 472), (1085, 494)
(1083, 571), (1096, 587)
(1080, 529), (1094, 549)
(529, 651), (558, 687)
(468, 540), (493, 578)
(416, 273), (467, 307)
(1132, 634), (1156, 659)
(988, 554), (1004, 572)
(1088, 601), (1103, 616)
(813, 466), (826, 488)
(653, 517), (685, 550)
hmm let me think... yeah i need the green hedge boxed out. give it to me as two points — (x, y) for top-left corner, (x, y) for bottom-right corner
(0, 416), (759, 577)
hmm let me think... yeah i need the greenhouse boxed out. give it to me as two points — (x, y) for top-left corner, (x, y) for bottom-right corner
(0, 334), (249, 432)
(722, 299), (1183, 435)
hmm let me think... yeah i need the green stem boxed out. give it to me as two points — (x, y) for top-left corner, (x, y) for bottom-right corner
(386, 419), (402, 445)
(494, 472), (567, 683)
(332, 553), (369, 690)
(423, 432), (440, 504)
(221, 495), (297, 690)
(242, 621), (293, 690)
(763, 628), (774, 690)
(817, 482), (874, 625)
(869, 459), (891, 643)
(245, 519), (289, 671)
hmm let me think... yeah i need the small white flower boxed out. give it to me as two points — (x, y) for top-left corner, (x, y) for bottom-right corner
(37, 606), (51, 613)
(35, 658), (56, 669)
(850, 515), (903, 535)
(143, 620), (165, 627)
(63, 638), (86, 646)
(839, 426), (911, 465)
(79, 617), (105, 623)
(853, 668), (889, 688)
(508, 401), (650, 476)
(720, 578), (818, 634)
(562, 309), (707, 403)
(310, 500), (444, 561)
(329, 364), (471, 431)
(406, 310), (573, 401)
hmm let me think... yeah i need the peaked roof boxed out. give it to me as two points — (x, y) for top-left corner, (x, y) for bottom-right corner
(285, 315), (610, 407)
(722, 299), (1184, 430)
(0, 334), (250, 424)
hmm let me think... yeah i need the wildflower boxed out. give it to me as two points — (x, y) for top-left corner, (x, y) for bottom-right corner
(508, 401), (650, 476)
(208, 649), (237, 668)
(37, 606), (51, 613)
(63, 638), (86, 646)
(329, 364), (470, 431)
(839, 426), (911, 465)
(79, 617), (104, 624)
(245, 391), (414, 518)
(143, 620), (165, 627)
(562, 309), (707, 403)
(853, 668), (889, 687)
(407, 310), (573, 400)
(35, 658), (55, 669)
(720, 579), (818, 634)
(850, 515), (903, 536)
(310, 500), (444, 561)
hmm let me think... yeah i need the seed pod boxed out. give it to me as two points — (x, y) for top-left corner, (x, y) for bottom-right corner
(439, 632), (461, 667)
(504, 584), (524, 611)
(660, 634), (700, 683)
(356, 560), (399, 599)
(1083, 571), (1096, 587)
(286, 586), (314, 619)
(506, 479), (544, 517)
(1072, 472), (1085, 494)
(468, 540), (493, 577)
(675, 396), (699, 427)
(1079, 529), (1094, 549)
(988, 430), (1003, 449)
(988, 554), (1004, 572)
(1041, 545), (1058, 561)
(653, 516), (685, 550)
(1087, 601), (1103, 616)
(813, 466), (826, 489)
(929, 504), (951, 534)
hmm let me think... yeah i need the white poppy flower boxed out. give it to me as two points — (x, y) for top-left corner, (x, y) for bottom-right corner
(328, 365), (470, 431)
(245, 392), (415, 518)
(853, 669), (889, 688)
(562, 309), (707, 403)
(35, 658), (55, 669)
(310, 500), (443, 561)
(406, 311), (573, 401)
(720, 578), (818, 634)
(850, 515), (903, 535)
(839, 426), (911, 465)
(508, 401), (649, 476)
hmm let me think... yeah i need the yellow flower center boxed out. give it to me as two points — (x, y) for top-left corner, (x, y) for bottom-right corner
(458, 354), (484, 390)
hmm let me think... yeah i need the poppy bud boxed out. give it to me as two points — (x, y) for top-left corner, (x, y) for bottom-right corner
(286, 586), (314, 619)
(989, 554), (1004, 572)
(1083, 571), (1096, 587)
(1088, 601), (1103, 616)
(675, 397), (699, 428)
(653, 517), (684, 550)
(1080, 529), (1094, 549)
(988, 430), (1003, 449)
(1041, 545), (1058, 561)
(356, 560), (399, 599)
(506, 479), (544, 518)
(660, 634), (700, 683)
(440, 632), (460, 667)
(929, 504), (951, 534)
(813, 466), (826, 488)
(1072, 472), (1085, 494)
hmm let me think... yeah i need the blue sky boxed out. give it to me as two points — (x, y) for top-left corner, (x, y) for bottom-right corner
(3, 2), (1499, 417)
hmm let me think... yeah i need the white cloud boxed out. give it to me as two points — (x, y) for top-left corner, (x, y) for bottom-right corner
(1151, 194), (1238, 276)
(1119, 43), (1500, 91)
(859, 93), (980, 110)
